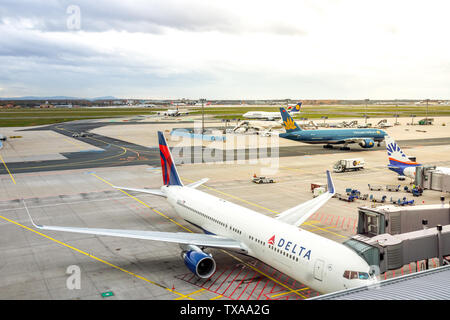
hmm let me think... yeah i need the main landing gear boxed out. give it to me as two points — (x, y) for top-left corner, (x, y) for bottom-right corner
(323, 144), (333, 149)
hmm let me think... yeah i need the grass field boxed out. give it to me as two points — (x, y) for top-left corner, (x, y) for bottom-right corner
(0, 105), (449, 127)
(0, 108), (166, 127)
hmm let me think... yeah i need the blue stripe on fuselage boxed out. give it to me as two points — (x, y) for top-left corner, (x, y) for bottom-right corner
(388, 159), (421, 175)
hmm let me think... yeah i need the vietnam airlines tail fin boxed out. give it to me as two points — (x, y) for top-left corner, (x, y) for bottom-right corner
(288, 102), (302, 114)
(385, 135), (420, 174)
(158, 131), (183, 186)
(279, 107), (302, 133)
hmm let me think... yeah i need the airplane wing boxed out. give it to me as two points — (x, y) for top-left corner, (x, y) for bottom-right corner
(275, 171), (335, 227)
(25, 204), (245, 251)
(113, 186), (166, 197)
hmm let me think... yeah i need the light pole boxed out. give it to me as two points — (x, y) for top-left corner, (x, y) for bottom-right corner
(426, 99), (429, 124)
(365, 99), (369, 124)
(200, 98), (206, 134)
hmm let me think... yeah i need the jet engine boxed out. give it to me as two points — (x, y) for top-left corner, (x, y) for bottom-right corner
(181, 245), (216, 278)
(358, 139), (375, 148)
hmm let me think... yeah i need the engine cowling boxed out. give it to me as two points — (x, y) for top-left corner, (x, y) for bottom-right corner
(182, 248), (216, 278)
(358, 138), (375, 148)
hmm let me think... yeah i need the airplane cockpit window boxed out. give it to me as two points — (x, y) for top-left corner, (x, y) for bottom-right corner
(343, 270), (371, 280)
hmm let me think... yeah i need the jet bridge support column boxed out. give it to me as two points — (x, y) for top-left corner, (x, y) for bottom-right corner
(438, 225), (444, 266)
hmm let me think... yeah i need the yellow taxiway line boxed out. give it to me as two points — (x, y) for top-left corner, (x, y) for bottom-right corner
(0, 154), (16, 184)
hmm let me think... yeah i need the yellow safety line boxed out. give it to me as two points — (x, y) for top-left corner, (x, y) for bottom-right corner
(302, 222), (347, 239)
(270, 287), (310, 298)
(174, 288), (205, 300)
(0, 214), (192, 300)
(210, 295), (223, 300)
(0, 154), (16, 184)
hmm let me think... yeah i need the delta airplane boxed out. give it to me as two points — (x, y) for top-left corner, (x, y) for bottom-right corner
(26, 132), (377, 294)
(385, 135), (450, 179)
(243, 102), (302, 121)
(279, 107), (387, 150)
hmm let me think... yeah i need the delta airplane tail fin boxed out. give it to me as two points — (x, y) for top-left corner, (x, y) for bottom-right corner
(279, 107), (302, 133)
(288, 102), (302, 114)
(158, 131), (183, 186)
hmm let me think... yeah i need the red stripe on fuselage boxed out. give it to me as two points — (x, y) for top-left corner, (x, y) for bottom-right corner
(388, 157), (419, 165)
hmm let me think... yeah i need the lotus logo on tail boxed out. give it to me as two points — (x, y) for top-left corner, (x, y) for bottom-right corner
(268, 235), (275, 245)
(283, 117), (297, 130)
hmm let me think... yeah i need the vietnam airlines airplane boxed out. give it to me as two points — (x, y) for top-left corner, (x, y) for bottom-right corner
(385, 135), (450, 179)
(243, 102), (302, 121)
(279, 107), (387, 150)
(27, 131), (377, 294)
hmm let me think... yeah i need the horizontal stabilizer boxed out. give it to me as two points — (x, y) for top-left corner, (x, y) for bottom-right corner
(186, 178), (209, 189)
(113, 186), (166, 197)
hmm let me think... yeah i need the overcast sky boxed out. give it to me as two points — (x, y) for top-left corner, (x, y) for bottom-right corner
(1, 0), (450, 99)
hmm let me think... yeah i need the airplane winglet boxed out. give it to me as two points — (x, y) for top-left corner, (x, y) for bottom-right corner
(23, 199), (43, 229)
(326, 170), (335, 194)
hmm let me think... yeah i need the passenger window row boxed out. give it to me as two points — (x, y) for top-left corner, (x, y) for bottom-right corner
(268, 245), (299, 262)
(179, 202), (227, 228)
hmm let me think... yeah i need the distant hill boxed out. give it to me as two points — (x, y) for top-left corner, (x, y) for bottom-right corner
(0, 96), (118, 101)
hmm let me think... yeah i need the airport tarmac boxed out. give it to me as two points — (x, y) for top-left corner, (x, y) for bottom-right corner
(0, 116), (449, 300)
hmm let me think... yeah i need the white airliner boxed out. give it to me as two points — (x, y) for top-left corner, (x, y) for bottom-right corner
(243, 102), (302, 121)
(157, 107), (189, 117)
(27, 131), (377, 294)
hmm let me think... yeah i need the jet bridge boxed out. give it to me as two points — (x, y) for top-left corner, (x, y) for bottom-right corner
(343, 203), (450, 274)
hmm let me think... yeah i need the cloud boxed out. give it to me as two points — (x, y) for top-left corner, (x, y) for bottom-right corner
(0, 0), (449, 99)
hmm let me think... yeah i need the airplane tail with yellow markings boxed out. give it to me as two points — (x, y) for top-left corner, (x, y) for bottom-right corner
(279, 107), (302, 133)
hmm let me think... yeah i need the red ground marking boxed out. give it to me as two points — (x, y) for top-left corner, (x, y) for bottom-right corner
(384, 273), (387, 280)
(247, 275), (264, 300)
(341, 217), (346, 229)
(392, 270), (395, 277)
(352, 219), (357, 233)
(319, 213), (324, 222)
(214, 268), (235, 293)
(256, 268), (277, 300)
(417, 262), (420, 272)
(347, 218), (351, 229)
(237, 271), (258, 300)
(432, 259), (437, 268)
(401, 268), (404, 276)
(409, 263), (412, 274)
(256, 279), (271, 300)
(229, 268), (252, 299)
(328, 215), (334, 225)
(334, 216), (339, 227)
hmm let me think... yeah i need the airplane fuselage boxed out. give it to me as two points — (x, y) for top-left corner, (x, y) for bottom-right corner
(164, 185), (375, 294)
(280, 128), (386, 145)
